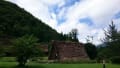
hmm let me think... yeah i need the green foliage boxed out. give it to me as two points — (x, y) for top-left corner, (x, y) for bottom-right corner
(103, 22), (119, 44)
(0, 0), (62, 43)
(0, 46), (5, 57)
(84, 43), (97, 60)
(59, 29), (79, 42)
(97, 46), (109, 60)
(68, 29), (79, 42)
(13, 35), (41, 66)
(0, 57), (16, 62)
(99, 22), (120, 59)
(110, 56), (120, 64)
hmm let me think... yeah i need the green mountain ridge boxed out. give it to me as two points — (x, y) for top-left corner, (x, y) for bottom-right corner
(0, 0), (61, 43)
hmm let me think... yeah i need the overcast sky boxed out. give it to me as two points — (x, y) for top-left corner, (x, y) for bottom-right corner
(7, 0), (120, 45)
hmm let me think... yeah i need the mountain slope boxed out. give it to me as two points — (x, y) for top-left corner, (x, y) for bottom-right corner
(0, 0), (60, 42)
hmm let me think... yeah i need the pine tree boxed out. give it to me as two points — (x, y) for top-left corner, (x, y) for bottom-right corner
(103, 21), (120, 58)
(104, 21), (119, 44)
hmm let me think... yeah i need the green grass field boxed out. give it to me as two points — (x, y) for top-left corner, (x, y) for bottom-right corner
(0, 62), (120, 68)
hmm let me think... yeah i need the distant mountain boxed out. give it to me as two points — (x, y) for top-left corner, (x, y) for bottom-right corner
(0, 0), (61, 42)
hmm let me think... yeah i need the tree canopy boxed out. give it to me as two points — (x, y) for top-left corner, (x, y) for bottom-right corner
(98, 21), (120, 59)
(85, 43), (97, 60)
(13, 35), (41, 66)
(0, 0), (63, 43)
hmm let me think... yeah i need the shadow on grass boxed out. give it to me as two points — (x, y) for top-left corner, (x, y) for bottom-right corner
(13, 65), (45, 68)
(0, 65), (45, 68)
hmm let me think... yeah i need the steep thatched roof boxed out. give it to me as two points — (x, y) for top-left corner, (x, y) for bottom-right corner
(48, 41), (89, 61)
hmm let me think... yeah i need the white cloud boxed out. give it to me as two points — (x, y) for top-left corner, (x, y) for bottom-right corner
(7, 0), (61, 28)
(56, 0), (120, 45)
(7, 0), (120, 45)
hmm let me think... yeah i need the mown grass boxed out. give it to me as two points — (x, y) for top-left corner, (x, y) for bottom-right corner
(0, 62), (120, 68)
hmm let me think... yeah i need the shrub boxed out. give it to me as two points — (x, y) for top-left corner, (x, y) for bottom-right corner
(13, 35), (41, 66)
(0, 57), (16, 62)
(0, 47), (5, 57)
(110, 56), (120, 64)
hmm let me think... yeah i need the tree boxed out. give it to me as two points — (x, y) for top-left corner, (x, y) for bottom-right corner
(100, 21), (120, 58)
(84, 43), (97, 60)
(0, 0), (63, 43)
(68, 28), (79, 42)
(13, 35), (41, 67)
(103, 21), (119, 44)
(86, 35), (93, 43)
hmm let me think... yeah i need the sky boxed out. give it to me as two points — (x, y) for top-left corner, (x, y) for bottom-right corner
(7, 0), (120, 45)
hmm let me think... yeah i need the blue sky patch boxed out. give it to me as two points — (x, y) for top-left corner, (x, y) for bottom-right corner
(49, 0), (80, 15)
(49, 5), (61, 14)
(49, 0), (81, 25)
(57, 17), (66, 25)
(114, 12), (120, 19)
(49, 5), (67, 25)
(79, 17), (94, 26)
(64, 0), (80, 7)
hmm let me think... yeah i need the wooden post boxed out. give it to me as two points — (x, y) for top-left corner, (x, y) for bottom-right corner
(103, 60), (106, 68)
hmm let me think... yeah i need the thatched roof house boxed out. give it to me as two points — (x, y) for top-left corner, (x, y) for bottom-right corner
(48, 41), (89, 61)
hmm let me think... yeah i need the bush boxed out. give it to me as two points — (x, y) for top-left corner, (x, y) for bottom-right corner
(0, 57), (16, 62)
(13, 35), (41, 66)
(110, 56), (120, 64)
(0, 47), (5, 57)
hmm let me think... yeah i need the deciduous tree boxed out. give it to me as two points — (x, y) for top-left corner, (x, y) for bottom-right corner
(13, 35), (41, 67)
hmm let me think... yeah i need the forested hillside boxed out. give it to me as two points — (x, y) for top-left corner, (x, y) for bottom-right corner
(0, 0), (61, 42)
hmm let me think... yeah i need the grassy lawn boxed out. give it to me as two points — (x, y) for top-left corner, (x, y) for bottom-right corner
(0, 62), (120, 68)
